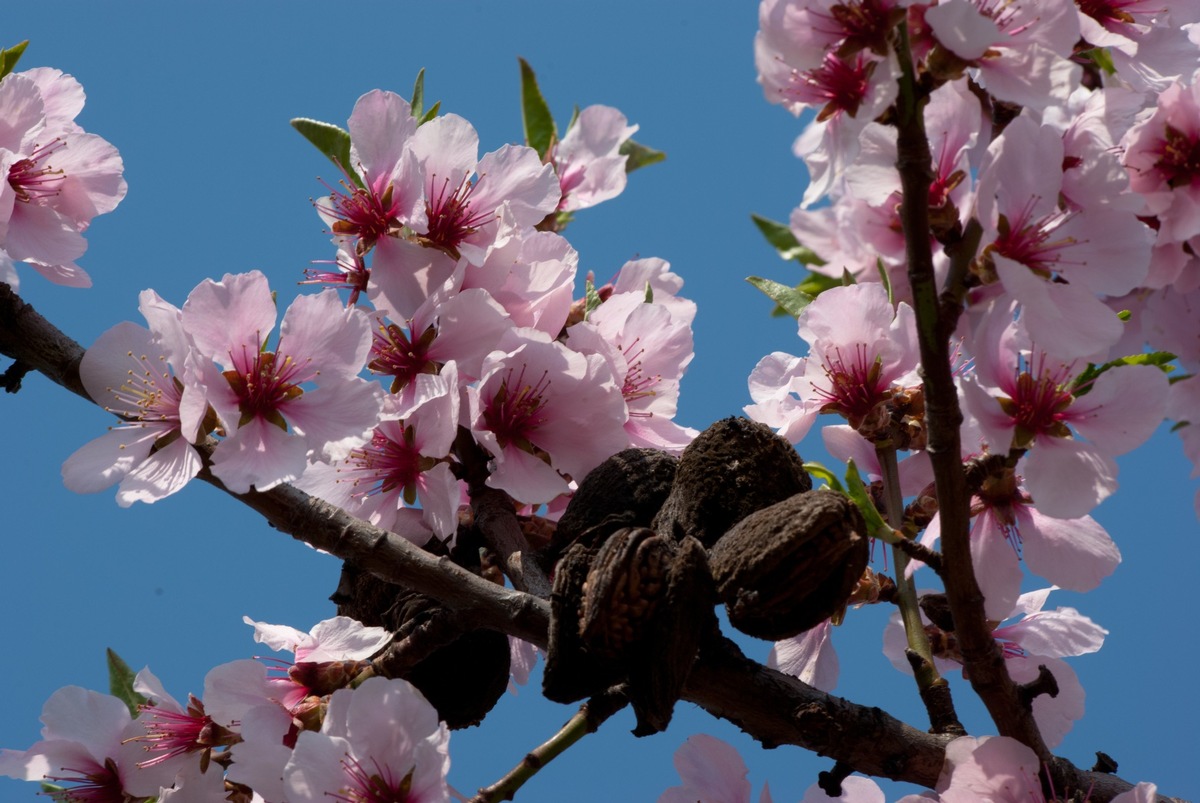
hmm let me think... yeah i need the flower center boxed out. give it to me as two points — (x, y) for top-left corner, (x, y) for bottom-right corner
(321, 172), (401, 252)
(104, 350), (184, 430)
(133, 697), (232, 768)
(997, 359), (1077, 450)
(790, 52), (876, 122)
(619, 338), (660, 415)
(422, 173), (493, 254)
(303, 249), (370, 306)
(368, 322), (439, 394)
(223, 346), (310, 429)
(44, 758), (130, 803)
(331, 756), (415, 803)
(7, 139), (66, 204)
(987, 200), (1078, 277)
(822, 0), (904, 57)
(1154, 124), (1200, 190)
(815, 344), (890, 427)
(483, 367), (550, 449)
(1076, 0), (1139, 26)
(343, 426), (429, 505)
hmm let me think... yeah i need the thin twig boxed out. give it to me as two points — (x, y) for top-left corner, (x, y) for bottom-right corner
(470, 687), (629, 803)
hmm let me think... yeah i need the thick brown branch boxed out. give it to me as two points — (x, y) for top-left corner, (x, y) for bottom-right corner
(0, 283), (1185, 802)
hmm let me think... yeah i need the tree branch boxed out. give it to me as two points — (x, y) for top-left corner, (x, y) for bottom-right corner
(0, 281), (1185, 802)
(890, 26), (1051, 761)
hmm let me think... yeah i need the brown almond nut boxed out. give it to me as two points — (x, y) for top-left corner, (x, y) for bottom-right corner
(708, 489), (869, 640)
(579, 527), (674, 660)
(652, 417), (812, 548)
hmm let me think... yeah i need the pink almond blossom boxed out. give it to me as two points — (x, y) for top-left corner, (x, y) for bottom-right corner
(283, 676), (451, 803)
(468, 328), (629, 504)
(62, 290), (207, 507)
(962, 300), (1168, 518)
(0, 68), (126, 288)
(552, 104), (637, 212)
(181, 271), (383, 494)
(659, 733), (773, 803)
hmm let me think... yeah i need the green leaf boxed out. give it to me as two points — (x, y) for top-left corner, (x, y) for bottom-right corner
(797, 271), (842, 297)
(643, 280), (654, 304)
(1117, 309), (1132, 321)
(518, 57), (556, 159)
(746, 276), (814, 319)
(619, 138), (665, 173)
(418, 101), (441, 126)
(876, 258), (892, 303)
(844, 459), (898, 544)
(1073, 351), (1176, 396)
(584, 277), (603, 320)
(410, 68), (427, 120)
(40, 783), (66, 795)
(750, 214), (825, 265)
(107, 648), (147, 717)
(0, 40), (29, 80)
(802, 461), (844, 493)
(1082, 47), (1116, 75)
(290, 118), (363, 188)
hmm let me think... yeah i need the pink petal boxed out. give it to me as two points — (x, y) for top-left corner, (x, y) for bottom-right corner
(1018, 505), (1120, 593)
(1022, 439), (1118, 519)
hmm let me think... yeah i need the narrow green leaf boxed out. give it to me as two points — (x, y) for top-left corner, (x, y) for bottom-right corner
(876, 258), (892, 303)
(643, 280), (654, 304)
(290, 118), (363, 188)
(41, 783), (66, 795)
(802, 461), (844, 493)
(0, 40), (29, 80)
(797, 271), (842, 297)
(1117, 309), (1132, 321)
(566, 104), (581, 131)
(418, 101), (441, 126)
(584, 277), (603, 320)
(1083, 47), (1116, 76)
(746, 276), (814, 319)
(750, 213), (825, 265)
(1073, 351), (1176, 396)
(1170, 420), (1189, 432)
(107, 648), (147, 717)
(410, 68), (427, 120)
(518, 58), (556, 159)
(619, 139), (666, 173)
(844, 460), (897, 543)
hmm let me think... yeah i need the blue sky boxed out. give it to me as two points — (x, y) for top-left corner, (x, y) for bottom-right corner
(1, 4), (1196, 801)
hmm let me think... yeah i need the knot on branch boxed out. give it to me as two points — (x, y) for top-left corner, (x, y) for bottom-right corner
(817, 761), (855, 798)
(1017, 663), (1060, 709)
(2, 359), (31, 393)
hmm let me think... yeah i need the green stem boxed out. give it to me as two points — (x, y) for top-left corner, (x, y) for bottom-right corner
(470, 688), (628, 803)
(877, 446), (962, 734)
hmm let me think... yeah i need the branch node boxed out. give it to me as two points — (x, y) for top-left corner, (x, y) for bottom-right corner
(2, 359), (31, 393)
(1091, 751), (1118, 774)
(1017, 664), (1060, 709)
(817, 761), (854, 798)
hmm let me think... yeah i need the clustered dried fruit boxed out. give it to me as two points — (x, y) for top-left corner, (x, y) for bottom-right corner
(707, 490), (869, 640)
(544, 528), (715, 735)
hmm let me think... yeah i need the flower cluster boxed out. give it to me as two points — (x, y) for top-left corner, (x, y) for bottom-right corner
(747, 0), (1198, 763)
(1, 616), (449, 803)
(63, 90), (696, 547)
